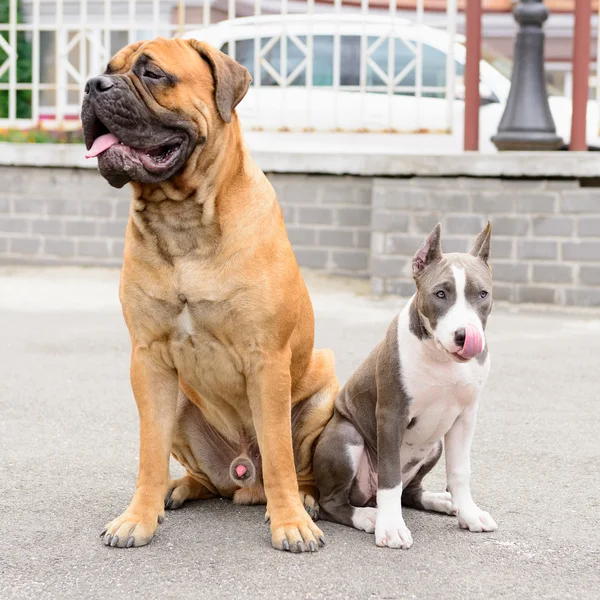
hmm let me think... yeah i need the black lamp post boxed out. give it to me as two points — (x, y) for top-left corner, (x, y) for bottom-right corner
(491, 0), (563, 151)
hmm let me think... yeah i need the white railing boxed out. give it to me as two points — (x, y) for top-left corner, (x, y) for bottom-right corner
(0, 0), (458, 133)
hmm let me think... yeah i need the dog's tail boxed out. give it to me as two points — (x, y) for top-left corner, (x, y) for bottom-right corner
(229, 455), (256, 488)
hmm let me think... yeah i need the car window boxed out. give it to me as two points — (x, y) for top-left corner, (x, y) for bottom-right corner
(221, 35), (464, 95)
(221, 38), (307, 86)
(369, 38), (465, 97)
(336, 35), (464, 95)
(339, 36), (360, 86)
(313, 35), (334, 86)
(221, 40), (255, 78)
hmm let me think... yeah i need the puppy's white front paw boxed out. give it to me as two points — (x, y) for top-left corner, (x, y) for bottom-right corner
(375, 513), (413, 549)
(456, 505), (498, 532)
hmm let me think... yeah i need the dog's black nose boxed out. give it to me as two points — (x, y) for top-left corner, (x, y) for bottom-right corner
(85, 76), (114, 94)
(454, 328), (466, 348)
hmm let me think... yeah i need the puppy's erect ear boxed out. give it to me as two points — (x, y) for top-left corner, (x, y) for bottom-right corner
(413, 223), (442, 277)
(470, 221), (492, 265)
(187, 40), (252, 123)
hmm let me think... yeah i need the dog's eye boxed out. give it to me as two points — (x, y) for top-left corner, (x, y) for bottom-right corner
(144, 69), (164, 80)
(480, 290), (488, 299)
(435, 290), (446, 299)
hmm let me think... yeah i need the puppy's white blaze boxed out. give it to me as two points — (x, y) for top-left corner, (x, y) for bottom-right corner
(453, 265), (467, 305)
(435, 266), (484, 352)
(177, 304), (194, 336)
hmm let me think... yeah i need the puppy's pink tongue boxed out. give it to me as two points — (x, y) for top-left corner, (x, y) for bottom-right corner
(458, 323), (484, 359)
(85, 133), (120, 159)
(235, 465), (247, 478)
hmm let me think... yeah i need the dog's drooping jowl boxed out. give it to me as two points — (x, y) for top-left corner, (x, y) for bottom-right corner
(314, 223), (497, 548)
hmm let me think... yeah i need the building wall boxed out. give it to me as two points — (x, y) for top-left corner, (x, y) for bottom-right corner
(1, 166), (599, 307)
(370, 177), (600, 307)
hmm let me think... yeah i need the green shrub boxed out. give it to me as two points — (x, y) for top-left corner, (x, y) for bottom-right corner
(0, 0), (33, 119)
(0, 126), (84, 143)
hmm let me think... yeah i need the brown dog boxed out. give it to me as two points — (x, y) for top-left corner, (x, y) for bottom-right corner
(81, 38), (338, 552)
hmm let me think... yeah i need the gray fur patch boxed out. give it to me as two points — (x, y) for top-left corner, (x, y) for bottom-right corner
(409, 299), (430, 340)
(402, 458), (422, 473)
(412, 258), (456, 331)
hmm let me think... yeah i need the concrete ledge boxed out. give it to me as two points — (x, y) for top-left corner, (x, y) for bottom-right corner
(1, 137), (599, 177)
(0, 142), (91, 169)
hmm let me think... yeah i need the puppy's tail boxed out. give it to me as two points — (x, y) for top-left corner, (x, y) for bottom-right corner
(229, 455), (256, 488)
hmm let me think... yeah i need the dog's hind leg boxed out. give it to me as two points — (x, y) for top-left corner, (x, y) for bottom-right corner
(402, 441), (455, 515)
(233, 484), (267, 506)
(165, 472), (217, 510)
(313, 414), (377, 533)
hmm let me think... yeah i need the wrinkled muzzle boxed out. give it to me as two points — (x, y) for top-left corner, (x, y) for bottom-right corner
(81, 75), (196, 188)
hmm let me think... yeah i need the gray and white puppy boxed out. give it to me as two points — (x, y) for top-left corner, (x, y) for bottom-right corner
(314, 222), (497, 549)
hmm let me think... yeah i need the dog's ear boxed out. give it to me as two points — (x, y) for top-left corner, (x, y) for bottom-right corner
(187, 40), (252, 123)
(470, 221), (492, 265)
(413, 223), (442, 277)
(105, 40), (146, 73)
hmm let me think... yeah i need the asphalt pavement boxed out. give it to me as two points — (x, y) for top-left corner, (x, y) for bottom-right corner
(1, 267), (599, 600)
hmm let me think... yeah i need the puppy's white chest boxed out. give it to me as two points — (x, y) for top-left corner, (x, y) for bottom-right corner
(403, 358), (487, 444)
(407, 361), (486, 406)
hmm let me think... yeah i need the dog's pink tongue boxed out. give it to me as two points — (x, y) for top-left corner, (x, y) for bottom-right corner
(235, 465), (247, 478)
(458, 323), (484, 359)
(85, 133), (120, 159)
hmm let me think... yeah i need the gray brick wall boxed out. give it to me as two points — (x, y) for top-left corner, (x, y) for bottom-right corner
(371, 177), (600, 307)
(271, 174), (371, 277)
(0, 167), (128, 266)
(1, 166), (600, 307)
(0, 168), (371, 277)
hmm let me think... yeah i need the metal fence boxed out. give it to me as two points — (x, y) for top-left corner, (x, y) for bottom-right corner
(0, 0), (458, 133)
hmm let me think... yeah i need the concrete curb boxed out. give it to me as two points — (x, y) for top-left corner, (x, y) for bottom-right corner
(1, 140), (599, 177)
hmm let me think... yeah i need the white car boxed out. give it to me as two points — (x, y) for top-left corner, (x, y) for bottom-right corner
(187, 14), (599, 153)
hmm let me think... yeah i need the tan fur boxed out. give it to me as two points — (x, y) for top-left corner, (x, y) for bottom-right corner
(101, 39), (339, 551)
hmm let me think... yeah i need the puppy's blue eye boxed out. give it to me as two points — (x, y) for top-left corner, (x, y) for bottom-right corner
(480, 290), (488, 299)
(435, 290), (446, 299)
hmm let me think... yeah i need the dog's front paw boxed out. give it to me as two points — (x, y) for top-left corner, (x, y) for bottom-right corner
(270, 502), (325, 553)
(101, 509), (162, 548)
(375, 514), (413, 549)
(456, 505), (498, 532)
(264, 488), (320, 523)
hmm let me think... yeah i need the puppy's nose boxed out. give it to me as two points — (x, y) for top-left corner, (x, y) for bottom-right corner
(85, 76), (114, 94)
(454, 328), (466, 348)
